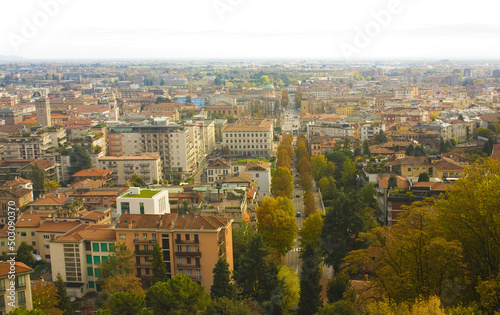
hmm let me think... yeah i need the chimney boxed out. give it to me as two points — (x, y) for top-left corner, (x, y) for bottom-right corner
(128, 221), (133, 228)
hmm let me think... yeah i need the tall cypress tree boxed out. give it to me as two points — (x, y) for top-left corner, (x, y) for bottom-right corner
(68, 145), (92, 176)
(151, 243), (168, 284)
(211, 258), (236, 300)
(55, 273), (74, 315)
(297, 243), (323, 315)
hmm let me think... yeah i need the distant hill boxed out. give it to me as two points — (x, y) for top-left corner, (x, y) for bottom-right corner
(0, 55), (28, 62)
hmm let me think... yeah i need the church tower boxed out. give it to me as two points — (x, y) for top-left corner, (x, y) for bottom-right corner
(35, 98), (51, 127)
(108, 92), (119, 121)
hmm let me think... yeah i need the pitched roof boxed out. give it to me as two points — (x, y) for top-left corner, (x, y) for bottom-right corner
(207, 158), (231, 168)
(246, 161), (270, 171)
(432, 157), (464, 171)
(72, 168), (112, 178)
(388, 156), (430, 166)
(0, 262), (32, 277)
(223, 120), (273, 132)
(116, 213), (231, 230)
(411, 181), (448, 191)
(0, 184), (32, 198)
(70, 179), (107, 189)
(30, 194), (72, 206)
(37, 220), (81, 233)
(55, 224), (115, 242)
(377, 175), (410, 189)
(15, 214), (46, 228)
(222, 172), (254, 183)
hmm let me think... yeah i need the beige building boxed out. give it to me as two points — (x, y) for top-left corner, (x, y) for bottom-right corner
(49, 224), (115, 297)
(98, 154), (162, 185)
(222, 120), (273, 157)
(115, 213), (233, 291)
(0, 262), (33, 313)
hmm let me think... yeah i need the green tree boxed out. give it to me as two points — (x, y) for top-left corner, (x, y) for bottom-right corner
(281, 90), (289, 107)
(318, 176), (337, 201)
(363, 140), (371, 157)
(303, 189), (316, 217)
(103, 274), (145, 300)
(311, 155), (335, 181)
(476, 274), (500, 313)
(204, 297), (251, 315)
(211, 258), (236, 300)
(151, 243), (168, 285)
(278, 266), (300, 313)
(341, 158), (357, 189)
(146, 274), (211, 315)
(294, 87), (302, 106)
(256, 197), (298, 258)
(326, 274), (351, 303)
(128, 174), (147, 187)
(232, 220), (256, 271)
(68, 145), (92, 176)
(405, 143), (415, 156)
(6, 309), (46, 315)
(299, 211), (324, 251)
(345, 199), (465, 304)
(31, 281), (61, 314)
(321, 190), (368, 270)
(271, 167), (293, 199)
(107, 292), (145, 315)
(100, 243), (134, 280)
(17, 241), (35, 267)
(55, 273), (74, 315)
(374, 131), (388, 144)
(418, 172), (430, 182)
(435, 159), (500, 293)
(30, 163), (46, 199)
(297, 243), (323, 315)
(43, 181), (61, 192)
(387, 175), (398, 190)
(233, 234), (280, 302)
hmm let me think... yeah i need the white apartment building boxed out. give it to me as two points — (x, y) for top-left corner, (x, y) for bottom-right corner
(222, 120), (273, 157)
(359, 122), (386, 141)
(116, 187), (170, 215)
(244, 161), (271, 200)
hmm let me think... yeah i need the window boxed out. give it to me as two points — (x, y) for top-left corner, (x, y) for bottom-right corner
(0, 279), (4, 292)
(20, 232), (26, 237)
(17, 291), (26, 305)
(88, 281), (95, 289)
(94, 268), (100, 278)
(407, 168), (411, 172)
(187, 269), (192, 276)
(87, 267), (93, 276)
(179, 269), (183, 274)
(186, 246), (191, 252)
(194, 234), (199, 243)
(94, 256), (101, 265)
(102, 256), (108, 262)
(134, 233), (139, 240)
(85, 241), (91, 251)
(43, 235), (49, 240)
(101, 243), (108, 252)
(119, 234), (126, 240)
(120, 202), (130, 214)
(92, 243), (100, 252)
(86, 255), (92, 264)
(145, 268), (150, 275)
(177, 246), (182, 252)
(185, 234), (190, 241)
(186, 258), (191, 265)
(0, 296), (4, 308)
(152, 234), (156, 241)
(143, 245), (148, 251)
(178, 257), (182, 265)
(143, 233), (147, 240)
(196, 269), (201, 279)
(16, 276), (25, 288)
(139, 202), (144, 214)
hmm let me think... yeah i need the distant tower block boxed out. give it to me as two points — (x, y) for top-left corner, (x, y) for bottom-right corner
(35, 98), (51, 127)
(108, 92), (119, 121)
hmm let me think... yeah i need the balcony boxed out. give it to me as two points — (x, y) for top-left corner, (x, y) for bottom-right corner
(177, 263), (201, 268)
(135, 250), (153, 256)
(184, 274), (202, 280)
(133, 239), (157, 244)
(175, 239), (199, 245)
(175, 251), (202, 257)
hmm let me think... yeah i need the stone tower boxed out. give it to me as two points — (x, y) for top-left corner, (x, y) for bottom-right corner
(35, 98), (51, 127)
(108, 92), (119, 121)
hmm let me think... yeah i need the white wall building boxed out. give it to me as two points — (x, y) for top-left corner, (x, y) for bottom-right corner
(116, 187), (170, 215)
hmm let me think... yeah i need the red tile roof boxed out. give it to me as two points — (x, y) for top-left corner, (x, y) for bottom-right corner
(0, 262), (32, 277)
(72, 168), (112, 178)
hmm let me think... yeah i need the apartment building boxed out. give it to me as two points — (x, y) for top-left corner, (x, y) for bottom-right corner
(205, 158), (231, 184)
(71, 168), (113, 184)
(244, 161), (271, 200)
(307, 123), (356, 139)
(222, 120), (273, 157)
(1, 130), (52, 160)
(115, 213), (233, 290)
(116, 187), (170, 215)
(0, 262), (33, 314)
(359, 122), (386, 141)
(381, 108), (429, 124)
(0, 182), (33, 227)
(49, 224), (116, 297)
(107, 123), (198, 179)
(98, 154), (162, 185)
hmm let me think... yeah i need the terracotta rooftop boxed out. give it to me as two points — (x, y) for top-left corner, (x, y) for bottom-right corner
(70, 179), (106, 189)
(72, 168), (112, 178)
(222, 172), (254, 183)
(0, 262), (32, 277)
(207, 158), (231, 168)
(116, 213), (231, 230)
(388, 156), (430, 166)
(246, 161), (270, 171)
(37, 220), (81, 233)
(411, 181), (448, 191)
(432, 157), (464, 171)
(5, 177), (31, 185)
(30, 194), (71, 205)
(55, 224), (115, 242)
(15, 214), (46, 228)
(377, 175), (410, 189)
(0, 184), (32, 198)
(224, 119), (273, 132)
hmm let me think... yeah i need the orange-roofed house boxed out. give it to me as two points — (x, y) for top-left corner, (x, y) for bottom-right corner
(26, 193), (83, 217)
(71, 168), (113, 184)
(245, 161), (271, 200)
(36, 219), (82, 261)
(0, 182), (33, 226)
(0, 262), (33, 312)
(49, 224), (116, 297)
(115, 213), (233, 290)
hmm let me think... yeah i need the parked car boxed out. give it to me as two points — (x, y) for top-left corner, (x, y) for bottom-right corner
(296, 194), (300, 198)
(296, 212), (301, 217)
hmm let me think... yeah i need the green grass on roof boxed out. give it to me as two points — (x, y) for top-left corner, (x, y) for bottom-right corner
(122, 189), (161, 198)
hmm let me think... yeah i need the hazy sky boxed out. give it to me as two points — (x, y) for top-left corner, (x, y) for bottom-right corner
(1, 0), (499, 60)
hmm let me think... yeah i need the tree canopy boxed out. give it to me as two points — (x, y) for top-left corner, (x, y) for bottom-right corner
(271, 167), (293, 199)
(68, 145), (92, 176)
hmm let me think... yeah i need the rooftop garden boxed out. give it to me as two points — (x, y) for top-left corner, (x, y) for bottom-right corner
(122, 189), (161, 198)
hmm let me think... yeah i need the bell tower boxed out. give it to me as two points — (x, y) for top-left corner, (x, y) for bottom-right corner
(35, 98), (51, 127)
